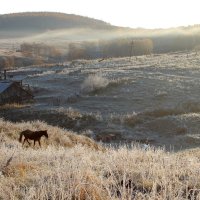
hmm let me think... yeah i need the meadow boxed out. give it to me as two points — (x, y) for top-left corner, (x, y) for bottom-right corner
(1, 118), (200, 199)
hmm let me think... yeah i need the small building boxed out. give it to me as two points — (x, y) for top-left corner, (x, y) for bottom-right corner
(0, 80), (34, 104)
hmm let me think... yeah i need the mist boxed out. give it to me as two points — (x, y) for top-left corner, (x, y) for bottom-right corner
(1, 12), (200, 68)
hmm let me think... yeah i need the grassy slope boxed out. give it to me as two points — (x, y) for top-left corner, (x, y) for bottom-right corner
(0, 119), (200, 199)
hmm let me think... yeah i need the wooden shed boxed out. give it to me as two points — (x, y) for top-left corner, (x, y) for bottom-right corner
(0, 80), (34, 104)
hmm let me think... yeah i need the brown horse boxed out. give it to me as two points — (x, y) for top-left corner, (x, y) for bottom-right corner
(19, 129), (48, 147)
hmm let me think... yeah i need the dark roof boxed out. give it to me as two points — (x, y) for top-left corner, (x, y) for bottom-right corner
(0, 81), (13, 94)
(0, 80), (34, 102)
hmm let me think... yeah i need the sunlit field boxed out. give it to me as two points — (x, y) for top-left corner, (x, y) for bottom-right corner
(1, 118), (200, 199)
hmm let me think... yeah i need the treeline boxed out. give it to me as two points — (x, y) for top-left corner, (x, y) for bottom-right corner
(67, 33), (200, 60)
(0, 43), (63, 69)
(2, 33), (200, 69)
(67, 38), (153, 60)
(0, 56), (15, 69)
(17, 39), (154, 62)
(20, 43), (62, 60)
(0, 56), (38, 70)
(152, 34), (200, 53)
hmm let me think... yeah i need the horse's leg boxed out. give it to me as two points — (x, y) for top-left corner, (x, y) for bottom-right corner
(38, 139), (41, 147)
(27, 139), (31, 146)
(22, 138), (26, 146)
(34, 140), (36, 146)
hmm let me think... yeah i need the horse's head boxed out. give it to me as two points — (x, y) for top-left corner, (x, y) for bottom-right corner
(43, 130), (48, 139)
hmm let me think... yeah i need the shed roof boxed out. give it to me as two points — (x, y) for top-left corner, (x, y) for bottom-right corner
(0, 81), (13, 94)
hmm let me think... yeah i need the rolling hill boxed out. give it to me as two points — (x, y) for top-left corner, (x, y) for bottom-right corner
(0, 12), (115, 32)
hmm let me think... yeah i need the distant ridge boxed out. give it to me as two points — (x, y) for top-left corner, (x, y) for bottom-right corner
(0, 12), (115, 31)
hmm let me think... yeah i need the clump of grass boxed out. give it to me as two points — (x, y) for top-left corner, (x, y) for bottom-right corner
(57, 107), (83, 119)
(0, 103), (28, 110)
(110, 112), (143, 127)
(81, 73), (109, 93)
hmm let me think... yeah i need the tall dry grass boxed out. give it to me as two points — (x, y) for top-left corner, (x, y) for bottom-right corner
(0, 119), (200, 199)
(0, 118), (101, 150)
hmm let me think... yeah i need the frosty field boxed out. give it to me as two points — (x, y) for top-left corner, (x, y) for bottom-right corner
(1, 51), (200, 199)
(4, 51), (200, 150)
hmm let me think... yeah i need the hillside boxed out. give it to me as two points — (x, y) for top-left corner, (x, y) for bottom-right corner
(1, 118), (200, 199)
(0, 12), (115, 32)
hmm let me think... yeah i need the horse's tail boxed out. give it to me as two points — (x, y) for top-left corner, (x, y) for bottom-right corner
(19, 132), (24, 143)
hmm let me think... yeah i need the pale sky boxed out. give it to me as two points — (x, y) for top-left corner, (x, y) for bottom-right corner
(0, 0), (200, 29)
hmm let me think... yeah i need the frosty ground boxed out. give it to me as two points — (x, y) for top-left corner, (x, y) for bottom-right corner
(1, 52), (200, 150)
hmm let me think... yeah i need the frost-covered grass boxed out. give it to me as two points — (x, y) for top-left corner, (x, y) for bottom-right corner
(81, 74), (109, 93)
(0, 119), (101, 150)
(0, 103), (28, 110)
(1, 119), (200, 199)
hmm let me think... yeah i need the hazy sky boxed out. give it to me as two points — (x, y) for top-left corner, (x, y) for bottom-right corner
(0, 0), (200, 28)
